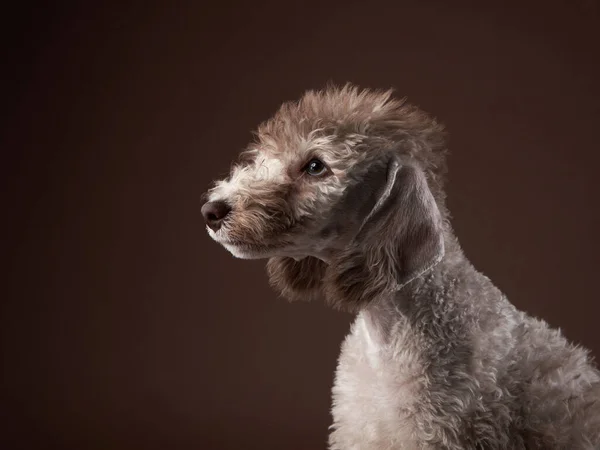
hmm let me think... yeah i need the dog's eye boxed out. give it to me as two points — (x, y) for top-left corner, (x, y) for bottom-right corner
(303, 159), (328, 177)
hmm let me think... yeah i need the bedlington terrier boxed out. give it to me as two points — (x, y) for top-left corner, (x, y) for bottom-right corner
(201, 84), (600, 449)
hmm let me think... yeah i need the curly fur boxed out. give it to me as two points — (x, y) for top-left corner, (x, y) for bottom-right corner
(202, 84), (600, 449)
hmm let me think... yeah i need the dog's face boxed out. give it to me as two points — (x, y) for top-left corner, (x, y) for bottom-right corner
(203, 130), (382, 261)
(201, 85), (448, 310)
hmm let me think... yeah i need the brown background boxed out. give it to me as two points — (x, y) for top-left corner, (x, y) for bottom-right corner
(2, 1), (600, 449)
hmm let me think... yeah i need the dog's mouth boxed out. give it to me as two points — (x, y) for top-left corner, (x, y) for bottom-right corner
(206, 226), (239, 246)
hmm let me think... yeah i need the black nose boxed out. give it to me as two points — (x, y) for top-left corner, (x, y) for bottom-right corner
(201, 201), (231, 231)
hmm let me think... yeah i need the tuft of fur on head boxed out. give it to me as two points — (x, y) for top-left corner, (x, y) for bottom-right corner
(255, 83), (448, 204)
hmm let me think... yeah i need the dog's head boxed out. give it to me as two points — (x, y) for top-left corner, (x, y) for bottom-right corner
(202, 84), (448, 311)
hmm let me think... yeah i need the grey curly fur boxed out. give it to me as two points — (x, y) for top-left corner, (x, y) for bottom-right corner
(202, 84), (600, 449)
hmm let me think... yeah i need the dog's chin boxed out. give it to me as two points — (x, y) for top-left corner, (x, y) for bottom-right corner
(207, 227), (282, 260)
(222, 242), (269, 260)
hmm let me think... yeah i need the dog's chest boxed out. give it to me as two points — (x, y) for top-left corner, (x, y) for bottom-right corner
(329, 314), (427, 450)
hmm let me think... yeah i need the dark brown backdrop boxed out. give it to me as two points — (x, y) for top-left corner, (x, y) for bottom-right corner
(2, 1), (600, 449)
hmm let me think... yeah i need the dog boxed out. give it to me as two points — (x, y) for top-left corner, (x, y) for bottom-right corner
(201, 84), (600, 449)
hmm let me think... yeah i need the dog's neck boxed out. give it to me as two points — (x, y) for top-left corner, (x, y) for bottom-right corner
(360, 232), (465, 346)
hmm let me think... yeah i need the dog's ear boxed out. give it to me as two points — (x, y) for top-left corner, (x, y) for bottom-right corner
(323, 159), (445, 312)
(266, 256), (327, 302)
